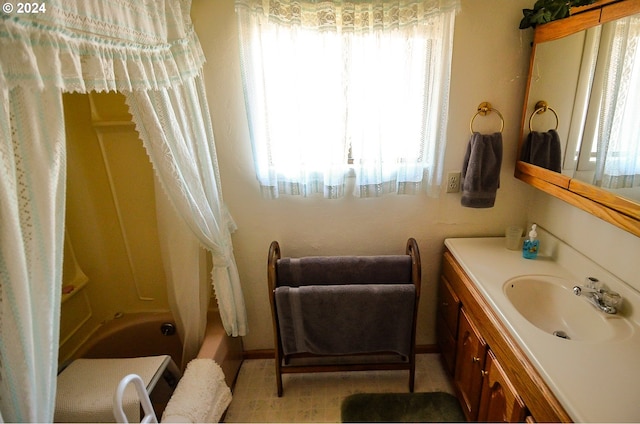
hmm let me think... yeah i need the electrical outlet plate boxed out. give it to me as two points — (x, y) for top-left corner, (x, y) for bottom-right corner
(446, 172), (461, 193)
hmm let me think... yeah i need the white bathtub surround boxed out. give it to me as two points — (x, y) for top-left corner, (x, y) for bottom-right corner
(162, 359), (232, 423)
(445, 230), (640, 422)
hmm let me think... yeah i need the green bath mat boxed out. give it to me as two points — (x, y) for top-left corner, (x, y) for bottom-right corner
(341, 391), (464, 423)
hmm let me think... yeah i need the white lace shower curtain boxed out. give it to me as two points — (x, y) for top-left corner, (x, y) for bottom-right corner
(154, 177), (210, 369)
(595, 14), (640, 189)
(125, 76), (247, 337)
(0, 1), (246, 420)
(0, 86), (66, 423)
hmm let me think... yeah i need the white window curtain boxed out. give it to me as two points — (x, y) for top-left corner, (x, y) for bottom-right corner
(0, 1), (246, 420)
(236, 0), (459, 198)
(595, 14), (640, 189)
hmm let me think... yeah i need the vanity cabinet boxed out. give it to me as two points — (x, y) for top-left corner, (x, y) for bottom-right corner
(436, 276), (459, 375)
(438, 248), (572, 423)
(453, 308), (487, 420)
(478, 350), (527, 422)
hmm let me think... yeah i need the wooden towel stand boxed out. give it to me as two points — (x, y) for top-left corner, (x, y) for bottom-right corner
(267, 238), (421, 396)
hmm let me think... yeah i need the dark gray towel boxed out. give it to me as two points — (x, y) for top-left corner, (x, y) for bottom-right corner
(275, 284), (415, 357)
(520, 129), (562, 172)
(461, 132), (502, 208)
(276, 256), (412, 287)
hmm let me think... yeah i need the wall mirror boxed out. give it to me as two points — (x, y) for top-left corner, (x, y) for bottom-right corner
(516, 0), (640, 237)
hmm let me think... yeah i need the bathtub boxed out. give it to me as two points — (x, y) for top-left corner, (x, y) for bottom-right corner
(73, 311), (243, 389)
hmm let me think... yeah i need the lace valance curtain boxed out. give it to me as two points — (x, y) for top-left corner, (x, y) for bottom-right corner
(236, 0), (460, 198)
(0, 1), (204, 92)
(1, 1), (246, 420)
(256, 0), (458, 30)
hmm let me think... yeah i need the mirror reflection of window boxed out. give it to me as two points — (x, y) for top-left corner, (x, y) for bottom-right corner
(593, 14), (640, 196)
(575, 15), (640, 198)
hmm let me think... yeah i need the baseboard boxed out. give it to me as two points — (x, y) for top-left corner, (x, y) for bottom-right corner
(243, 344), (440, 360)
(243, 349), (274, 360)
(416, 344), (440, 354)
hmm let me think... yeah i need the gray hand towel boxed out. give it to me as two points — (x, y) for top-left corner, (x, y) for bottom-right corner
(461, 132), (502, 208)
(520, 129), (562, 172)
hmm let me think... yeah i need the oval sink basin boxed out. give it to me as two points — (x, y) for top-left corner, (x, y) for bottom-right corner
(503, 275), (633, 342)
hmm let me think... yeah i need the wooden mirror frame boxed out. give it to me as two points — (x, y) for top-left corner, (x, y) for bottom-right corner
(516, 0), (640, 237)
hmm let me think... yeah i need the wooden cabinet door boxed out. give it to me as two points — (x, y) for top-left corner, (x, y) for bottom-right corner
(436, 315), (457, 376)
(438, 277), (460, 336)
(454, 308), (487, 421)
(478, 350), (527, 423)
(437, 277), (460, 375)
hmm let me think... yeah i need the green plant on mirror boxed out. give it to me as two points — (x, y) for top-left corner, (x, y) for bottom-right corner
(519, 0), (596, 29)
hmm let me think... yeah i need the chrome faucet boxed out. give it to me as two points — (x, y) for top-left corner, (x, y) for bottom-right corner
(573, 280), (622, 314)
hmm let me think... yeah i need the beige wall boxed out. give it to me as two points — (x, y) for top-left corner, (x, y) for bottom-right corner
(191, 0), (534, 350)
(528, 191), (640, 293)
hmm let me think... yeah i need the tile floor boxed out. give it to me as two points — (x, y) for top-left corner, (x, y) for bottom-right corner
(223, 353), (455, 423)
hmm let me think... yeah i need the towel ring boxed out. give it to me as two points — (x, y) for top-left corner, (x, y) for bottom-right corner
(528, 100), (559, 132)
(469, 102), (504, 134)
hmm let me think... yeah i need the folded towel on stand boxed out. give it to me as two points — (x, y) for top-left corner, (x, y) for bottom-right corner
(276, 255), (412, 287)
(461, 132), (503, 208)
(520, 129), (562, 172)
(275, 284), (415, 357)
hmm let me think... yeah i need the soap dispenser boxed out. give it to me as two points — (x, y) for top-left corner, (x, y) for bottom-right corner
(522, 224), (539, 259)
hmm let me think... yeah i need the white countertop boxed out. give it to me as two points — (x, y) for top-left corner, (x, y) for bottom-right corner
(445, 235), (640, 423)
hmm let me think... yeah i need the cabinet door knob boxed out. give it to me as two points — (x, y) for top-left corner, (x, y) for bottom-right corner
(442, 302), (449, 307)
(472, 356), (481, 363)
(481, 370), (489, 377)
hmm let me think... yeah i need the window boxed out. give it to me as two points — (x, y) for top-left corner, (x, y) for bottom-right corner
(594, 13), (640, 189)
(577, 14), (640, 189)
(236, 0), (460, 198)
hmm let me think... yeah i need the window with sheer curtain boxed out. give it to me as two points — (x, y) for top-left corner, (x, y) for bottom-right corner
(594, 13), (640, 190)
(235, 0), (460, 198)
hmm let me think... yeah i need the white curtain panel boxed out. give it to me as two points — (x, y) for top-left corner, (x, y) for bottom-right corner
(0, 0), (246, 419)
(596, 14), (640, 189)
(0, 86), (66, 422)
(155, 177), (210, 369)
(125, 78), (248, 337)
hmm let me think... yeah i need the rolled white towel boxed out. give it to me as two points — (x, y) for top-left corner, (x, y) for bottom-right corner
(161, 358), (232, 423)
